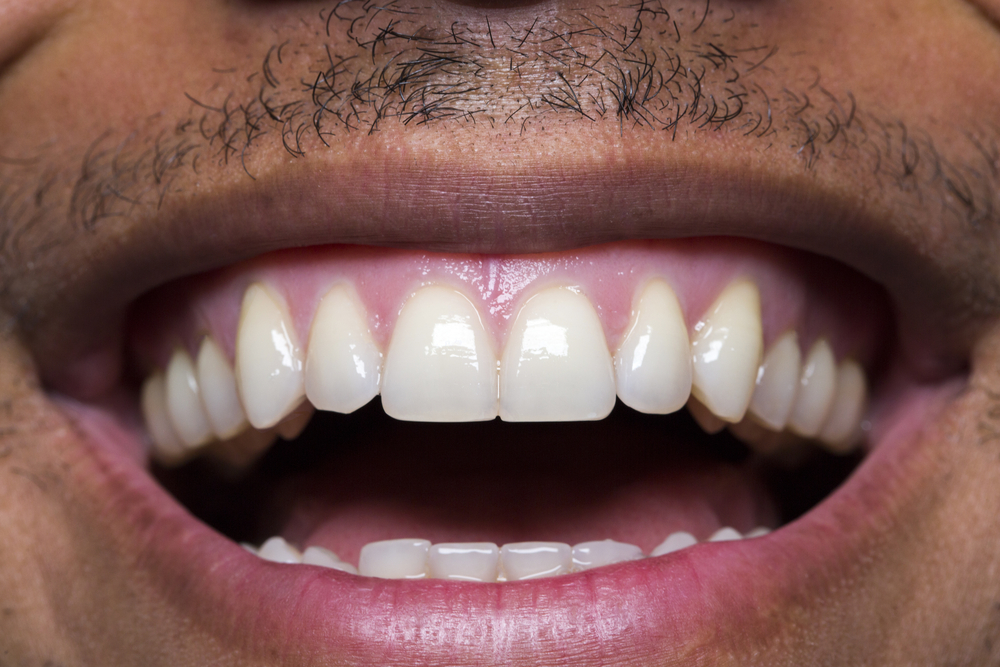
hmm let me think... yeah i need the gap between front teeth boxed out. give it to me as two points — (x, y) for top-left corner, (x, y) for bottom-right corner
(245, 528), (771, 581)
(141, 276), (869, 463)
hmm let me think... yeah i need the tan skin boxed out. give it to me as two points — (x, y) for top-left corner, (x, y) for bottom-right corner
(2, 0), (1000, 664)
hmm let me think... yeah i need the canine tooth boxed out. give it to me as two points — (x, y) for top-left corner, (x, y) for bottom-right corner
(302, 546), (358, 574)
(358, 539), (430, 579)
(690, 280), (763, 422)
(708, 527), (743, 542)
(788, 339), (837, 438)
(141, 373), (185, 463)
(500, 287), (615, 422)
(165, 349), (214, 448)
(687, 397), (727, 434)
(235, 284), (305, 430)
(428, 543), (500, 582)
(819, 360), (868, 452)
(196, 337), (247, 440)
(257, 536), (302, 564)
(745, 527), (771, 538)
(614, 280), (692, 414)
(571, 540), (644, 571)
(500, 542), (572, 580)
(382, 286), (498, 422)
(748, 331), (801, 431)
(650, 532), (697, 556)
(305, 285), (382, 414)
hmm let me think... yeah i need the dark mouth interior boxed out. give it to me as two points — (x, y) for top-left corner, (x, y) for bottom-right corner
(154, 399), (863, 556)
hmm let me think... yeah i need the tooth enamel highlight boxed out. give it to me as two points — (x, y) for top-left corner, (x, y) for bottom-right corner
(745, 527), (771, 538)
(819, 360), (868, 452)
(196, 337), (247, 439)
(305, 285), (382, 414)
(614, 280), (692, 414)
(500, 287), (616, 422)
(748, 331), (801, 431)
(302, 546), (358, 574)
(428, 543), (500, 582)
(650, 532), (697, 556)
(165, 349), (214, 448)
(571, 540), (644, 571)
(708, 527), (743, 542)
(500, 542), (572, 580)
(141, 372), (185, 462)
(788, 339), (837, 438)
(690, 280), (763, 423)
(235, 284), (305, 429)
(257, 537), (302, 564)
(382, 286), (498, 422)
(358, 539), (430, 579)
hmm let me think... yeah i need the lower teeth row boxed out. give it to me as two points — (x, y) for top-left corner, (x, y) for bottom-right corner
(245, 528), (771, 582)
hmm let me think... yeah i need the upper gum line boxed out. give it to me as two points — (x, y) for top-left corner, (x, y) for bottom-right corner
(137, 243), (875, 466)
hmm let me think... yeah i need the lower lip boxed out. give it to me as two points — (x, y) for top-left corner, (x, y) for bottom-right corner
(63, 372), (954, 664)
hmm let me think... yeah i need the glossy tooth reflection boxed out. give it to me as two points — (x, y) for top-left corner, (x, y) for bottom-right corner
(358, 539), (430, 579)
(382, 286), (498, 422)
(141, 372), (185, 463)
(257, 537), (302, 564)
(650, 532), (698, 556)
(305, 284), (382, 414)
(235, 284), (305, 429)
(614, 279), (692, 414)
(571, 540), (644, 571)
(690, 280), (763, 422)
(500, 542), (572, 580)
(788, 339), (838, 438)
(708, 527), (743, 542)
(500, 287), (616, 422)
(165, 349), (213, 448)
(302, 546), (358, 574)
(428, 543), (500, 582)
(819, 360), (868, 452)
(196, 336), (247, 440)
(748, 331), (801, 431)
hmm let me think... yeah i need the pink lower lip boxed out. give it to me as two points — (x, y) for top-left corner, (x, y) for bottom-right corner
(64, 374), (954, 664)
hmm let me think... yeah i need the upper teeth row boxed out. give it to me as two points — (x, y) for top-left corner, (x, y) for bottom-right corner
(246, 527), (770, 582)
(142, 278), (868, 464)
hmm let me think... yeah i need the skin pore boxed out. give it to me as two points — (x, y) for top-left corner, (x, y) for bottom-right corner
(1, 0), (1000, 664)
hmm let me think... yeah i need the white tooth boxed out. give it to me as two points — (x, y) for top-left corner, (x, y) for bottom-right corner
(240, 543), (258, 554)
(788, 339), (837, 438)
(690, 280), (763, 422)
(382, 286), (498, 422)
(165, 349), (214, 448)
(141, 372), (186, 463)
(302, 546), (359, 574)
(500, 287), (616, 422)
(274, 402), (314, 440)
(745, 527), (771, 539)
(358, 539), (430, 579)
(499, 542), (572, 580)
(571, 540), (644, 571)
(748, 331), (801, 431)
(257, 536), (302, 564)
(819, 360), (868, 453)
(687, 397), (727, 434)
(650, 532), (697, 556)
(235, 284), (305, 429)
(614, 280), (692, 414)
(708, 527), (743, 542)
(305, 285), (382, 414)
(428, 543), (500, 582)
(196, 337), (247, 440)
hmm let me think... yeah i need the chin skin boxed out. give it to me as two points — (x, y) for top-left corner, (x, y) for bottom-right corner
(1, 0), (1000, 664)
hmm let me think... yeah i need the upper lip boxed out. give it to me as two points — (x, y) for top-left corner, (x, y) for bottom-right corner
(19, 149), (986, 397)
